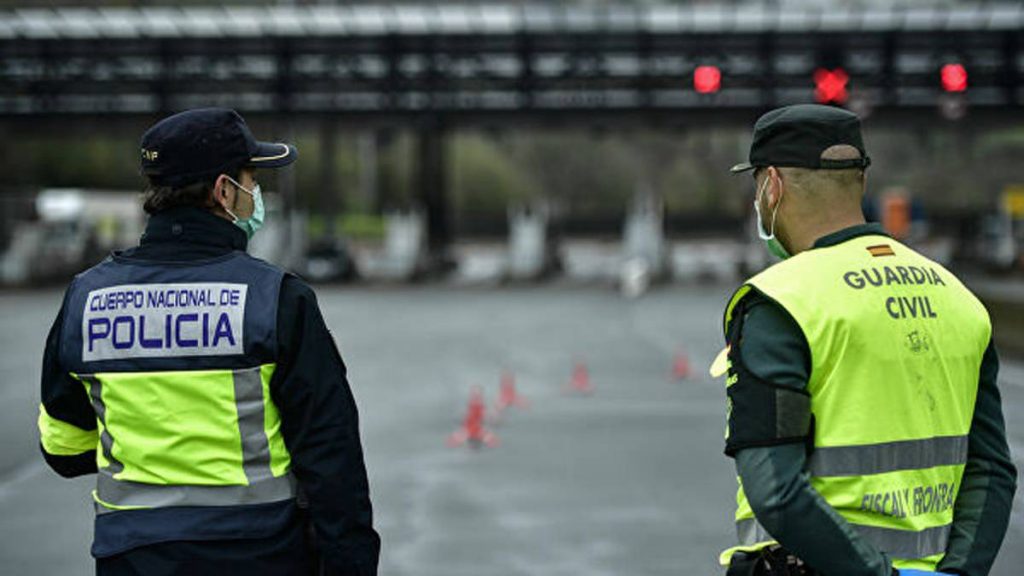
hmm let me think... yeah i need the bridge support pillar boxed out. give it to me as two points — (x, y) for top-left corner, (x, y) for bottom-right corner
(416, 121), (455, 275)
(357, 131), (379, 214)
(319, 119), (340, 239)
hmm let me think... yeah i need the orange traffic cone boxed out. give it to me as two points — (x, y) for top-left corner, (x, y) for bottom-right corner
(447, 386), (499, 448)
(566, 361), (594, 395)
(672, 349), (692, 381)
(495, 370), (530, 413)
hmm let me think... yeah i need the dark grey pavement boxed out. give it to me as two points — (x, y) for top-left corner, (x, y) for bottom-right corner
(2, 285), (1022, 575)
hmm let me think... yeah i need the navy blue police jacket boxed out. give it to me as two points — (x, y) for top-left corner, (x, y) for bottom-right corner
(40, 207), (380, 575)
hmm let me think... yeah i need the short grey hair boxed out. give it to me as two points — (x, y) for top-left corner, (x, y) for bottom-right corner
(778, 144), (866, 196)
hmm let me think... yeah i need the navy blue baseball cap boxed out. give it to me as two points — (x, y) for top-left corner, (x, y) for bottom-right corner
(141, 108), (298, 188)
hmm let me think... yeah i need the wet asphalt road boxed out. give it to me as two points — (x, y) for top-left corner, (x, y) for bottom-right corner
(2, 284), (1023, 575)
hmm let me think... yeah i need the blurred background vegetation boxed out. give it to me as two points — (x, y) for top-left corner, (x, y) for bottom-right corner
(1, 123), (1021, 238)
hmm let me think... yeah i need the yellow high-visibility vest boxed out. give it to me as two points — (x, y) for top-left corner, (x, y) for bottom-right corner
(719, 234), (990, 571)
(40, 252), (296, 514)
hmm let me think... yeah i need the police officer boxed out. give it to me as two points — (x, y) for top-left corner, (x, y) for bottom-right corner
(714, 104), (1016, 576)
(38, 108), (380, 575)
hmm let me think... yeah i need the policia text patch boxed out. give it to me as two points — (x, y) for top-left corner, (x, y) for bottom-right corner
(82, 283), (247, 361)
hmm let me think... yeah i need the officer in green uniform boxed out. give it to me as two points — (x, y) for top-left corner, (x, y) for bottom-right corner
(714, 104), (1016, 576)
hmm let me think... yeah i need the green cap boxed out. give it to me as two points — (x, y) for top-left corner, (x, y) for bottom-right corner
(730, 104), (871, 174)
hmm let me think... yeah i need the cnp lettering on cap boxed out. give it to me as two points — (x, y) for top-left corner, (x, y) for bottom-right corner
(82, 283), (246, 361)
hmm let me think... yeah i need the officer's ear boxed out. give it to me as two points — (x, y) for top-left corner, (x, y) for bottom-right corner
(766, 167), (785, 209)
(211, 174), (233, 209)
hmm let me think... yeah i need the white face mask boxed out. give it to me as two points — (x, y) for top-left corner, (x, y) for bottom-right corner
(753, 174), (790, 260)
(222, 176), (264, 240)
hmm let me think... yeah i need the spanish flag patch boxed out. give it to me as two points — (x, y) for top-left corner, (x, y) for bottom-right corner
(867, 244), (895, 257)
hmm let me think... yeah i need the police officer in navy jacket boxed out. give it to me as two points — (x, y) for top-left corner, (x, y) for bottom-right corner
(39, 108), (380, 576)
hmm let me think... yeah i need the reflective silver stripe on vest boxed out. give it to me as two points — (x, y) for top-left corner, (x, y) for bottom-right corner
(95, 469), (297, 514)
(736, 518), (950, 558)
(808, 435), (969, 477)
(233, 366), (275, 485)
(86, 366), (295, 513)
(82, 375), (124, 475)
(736, 516), (774, 545)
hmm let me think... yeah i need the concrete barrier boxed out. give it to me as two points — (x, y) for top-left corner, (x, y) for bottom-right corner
(370, 210), (429, 281)
(506, 203), (560, 281)
(620, 195), (667, 295)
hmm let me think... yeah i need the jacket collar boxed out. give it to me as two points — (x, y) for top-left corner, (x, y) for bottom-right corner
(813, 222), (888, 249)
(140, 207), (248, 252)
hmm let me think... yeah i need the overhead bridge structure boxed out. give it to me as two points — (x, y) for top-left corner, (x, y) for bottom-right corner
(1, 4), (1022, 121)
(1, 3), (1023, 261)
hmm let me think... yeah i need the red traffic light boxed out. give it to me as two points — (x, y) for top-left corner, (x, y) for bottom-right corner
(694, 65), (721, 94)
(941, 64), (968, 92)
(814, 68), (849, 104)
